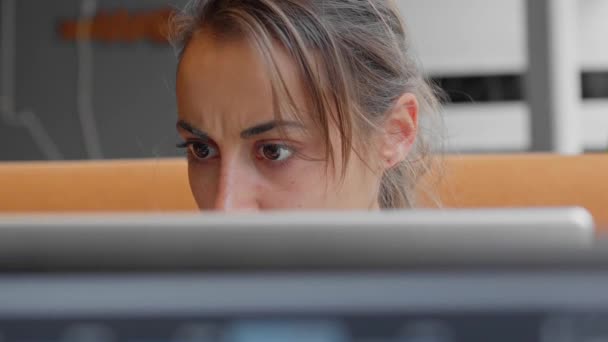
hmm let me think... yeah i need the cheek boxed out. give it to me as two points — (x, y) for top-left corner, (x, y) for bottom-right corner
(187, 161), (220, 209)
(257, 160), (333, 209)
(337, 156), (383, 208)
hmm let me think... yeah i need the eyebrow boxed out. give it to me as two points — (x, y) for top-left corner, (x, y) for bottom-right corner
(177, 120), (305, 139)
(240, 120), (304, 139)
(176, 120), (209, 140)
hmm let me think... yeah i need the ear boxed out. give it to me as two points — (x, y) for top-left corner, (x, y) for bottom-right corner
(378, 93), (419, 169)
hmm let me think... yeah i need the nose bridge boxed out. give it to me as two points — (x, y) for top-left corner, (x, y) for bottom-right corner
(214, 154), (256, 211)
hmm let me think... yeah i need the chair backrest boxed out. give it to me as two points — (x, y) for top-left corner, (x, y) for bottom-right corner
(1, 154), (607, 229)
(424, 154), (608, 228)
(0, 159), (196, 213)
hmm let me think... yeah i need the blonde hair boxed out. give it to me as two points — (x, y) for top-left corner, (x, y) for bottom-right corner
(170, 0), (444, 209)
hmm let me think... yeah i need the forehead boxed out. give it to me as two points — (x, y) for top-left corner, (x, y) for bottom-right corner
(176, 29), (310, 128)
(179, 30), (266, 89)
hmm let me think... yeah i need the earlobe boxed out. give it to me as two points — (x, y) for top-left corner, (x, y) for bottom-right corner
(380, 93), (419, 169)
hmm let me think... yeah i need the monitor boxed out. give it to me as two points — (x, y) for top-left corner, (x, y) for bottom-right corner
(0, 208), (603, 342)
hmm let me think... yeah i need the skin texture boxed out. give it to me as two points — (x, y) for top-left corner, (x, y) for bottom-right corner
(176, 30), (418, 211)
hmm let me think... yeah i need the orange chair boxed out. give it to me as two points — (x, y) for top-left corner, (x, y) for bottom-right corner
(0, 159), (196, 213)
(0, 154), (607, 230)
(427, 154), (608, 229)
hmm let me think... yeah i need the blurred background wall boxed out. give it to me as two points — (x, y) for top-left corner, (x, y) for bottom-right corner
(400, 0), (608, 153)
(0, 0), (185, 161)
(1, 0), (607, 161)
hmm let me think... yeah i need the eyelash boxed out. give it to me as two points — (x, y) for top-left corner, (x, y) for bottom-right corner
(176, 141), (218, 163)
(177, 140), (298, 165)
(255, 142), (296, 165)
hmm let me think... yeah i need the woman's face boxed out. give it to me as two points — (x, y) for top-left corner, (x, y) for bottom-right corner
(176, 30), (383, 211)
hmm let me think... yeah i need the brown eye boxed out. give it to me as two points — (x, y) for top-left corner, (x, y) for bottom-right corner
(189, 142), (218, 160)
(258, 144), (293, 162)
